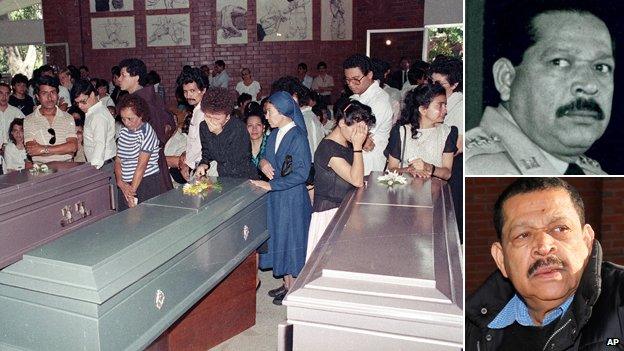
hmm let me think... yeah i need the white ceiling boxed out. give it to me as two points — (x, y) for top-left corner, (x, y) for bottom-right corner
(0, 0), (40, 17)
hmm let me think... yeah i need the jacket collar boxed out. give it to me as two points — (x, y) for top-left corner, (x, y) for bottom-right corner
(467, 240), (603, 331)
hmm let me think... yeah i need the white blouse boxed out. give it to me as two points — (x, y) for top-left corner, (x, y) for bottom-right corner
(4, 142), (26, 171)
(401, 124), (452, 167)
(235, 81), (261, 101)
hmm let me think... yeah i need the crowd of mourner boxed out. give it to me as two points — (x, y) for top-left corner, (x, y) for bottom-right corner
(0, 53), (463, 305)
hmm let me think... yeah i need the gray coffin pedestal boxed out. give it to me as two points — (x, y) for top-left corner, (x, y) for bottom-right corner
(0, 162), (115, 269)
(0, 177), (268, 351)
(283, 174), (463, 351)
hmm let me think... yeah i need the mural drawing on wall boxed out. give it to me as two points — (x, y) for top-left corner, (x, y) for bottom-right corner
(321, 0), (352, 41)
(216, 0), (248, 44)
(90, 0), (134, 12)
(146, 0), (190, 10)
(146, 14), (191, 47)
(256, 0), (312, 42)
(91, 17), (136, 49)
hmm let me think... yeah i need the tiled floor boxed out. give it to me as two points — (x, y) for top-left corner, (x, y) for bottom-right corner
(211, 269), (287, 350)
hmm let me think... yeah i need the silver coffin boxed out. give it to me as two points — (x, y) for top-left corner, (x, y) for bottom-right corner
(0, 177), (268, 350)
(283, 174), (463, 350)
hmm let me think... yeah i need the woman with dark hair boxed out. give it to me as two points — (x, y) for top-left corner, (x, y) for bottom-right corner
(244, 107), (269, 173)
(115, 94), (166, 210)
(4, 118), (30, 172)
(250, 91), (312, 305)
(95, 78), (115, 113)
(306, 100), (375, 260)
(385, 83), (457, 180)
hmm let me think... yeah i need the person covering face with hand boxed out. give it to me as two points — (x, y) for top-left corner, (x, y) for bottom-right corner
(306, 100), (376, 261)
(193, 87), (258, 179)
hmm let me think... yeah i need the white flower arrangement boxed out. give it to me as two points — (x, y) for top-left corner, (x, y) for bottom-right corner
(377, 170), (408, 187)
(29, 163), (50, 174)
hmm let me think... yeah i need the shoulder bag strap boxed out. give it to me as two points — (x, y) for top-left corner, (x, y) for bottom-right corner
(400, 125), (407, 168)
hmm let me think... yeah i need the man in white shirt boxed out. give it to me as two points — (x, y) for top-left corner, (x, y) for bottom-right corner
(311, 61), (334, 106)
(0, 82), (25, 174)
(343, 54), (393, 175)
(211, 60), (230, 89)
(72, 79), (116, 168)
(175, 67), (218, 179)
(297, 62), (313, 89)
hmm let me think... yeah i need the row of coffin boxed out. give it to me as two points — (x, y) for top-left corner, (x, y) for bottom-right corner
(0, 163), (462, 350)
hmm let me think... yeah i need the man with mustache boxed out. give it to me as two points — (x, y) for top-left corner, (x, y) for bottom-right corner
(174, 67), (218, 180)
(466, 178), (624, 350)
(466, 2), (613, 174)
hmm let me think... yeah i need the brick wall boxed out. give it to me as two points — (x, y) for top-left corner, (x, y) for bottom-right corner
(465, 177), (624, 295)
(42, 0), (424, 106)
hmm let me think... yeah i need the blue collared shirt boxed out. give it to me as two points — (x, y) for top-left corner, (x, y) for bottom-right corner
(488, 294), (574, 328)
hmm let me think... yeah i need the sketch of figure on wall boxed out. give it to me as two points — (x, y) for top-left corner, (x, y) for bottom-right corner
(91, 17), (136, 49)
(102, 19), (129, 47)
(217, 0), (248, 44)
(258, 3), (286, 38)
(90, 0), (133, 12)
(285, 0), (310, 40)
(330, 0), (346, 39)
(256, 0), (312, 41)
(321, 0), (352, 41)
(145, 0), (190, 10)
(146, 14), (191, 47)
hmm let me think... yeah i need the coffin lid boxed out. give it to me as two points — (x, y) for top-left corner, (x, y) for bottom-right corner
(0, 177), (266, 304)
(0, 162), (91, 195)
(0, 162), (111, 214)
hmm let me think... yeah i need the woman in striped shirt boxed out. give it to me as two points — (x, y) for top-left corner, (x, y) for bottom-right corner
(114, 94), (166, 210)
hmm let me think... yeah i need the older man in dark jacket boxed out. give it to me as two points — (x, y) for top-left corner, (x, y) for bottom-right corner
(466, 178), (624, 351)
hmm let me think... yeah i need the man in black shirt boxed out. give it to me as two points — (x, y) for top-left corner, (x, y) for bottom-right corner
(9, 74), (35, 116)
(194, 87), (257, 179)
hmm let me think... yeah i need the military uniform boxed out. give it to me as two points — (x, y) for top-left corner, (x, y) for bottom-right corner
(466, 105), (605, 175)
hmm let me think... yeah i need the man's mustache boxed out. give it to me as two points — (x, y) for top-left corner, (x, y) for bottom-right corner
(527, 255), (565, 277)
(556, 98), (605, 120)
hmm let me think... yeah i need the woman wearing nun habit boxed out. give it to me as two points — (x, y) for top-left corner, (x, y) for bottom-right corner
(251, 91), (312, 305)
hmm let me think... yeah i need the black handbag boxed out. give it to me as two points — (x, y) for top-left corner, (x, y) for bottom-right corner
(280, 154), (315, 185)
(281, 155), (293, 177)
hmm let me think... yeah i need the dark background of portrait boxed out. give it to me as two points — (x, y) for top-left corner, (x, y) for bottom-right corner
(466, 177), (624, 295)
(466, 0), (624, 174)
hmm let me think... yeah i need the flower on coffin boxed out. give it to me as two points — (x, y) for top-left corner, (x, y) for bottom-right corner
(182, 178), (222, 196)
(29, 163), (51, 174)
(377, 170), (407, 188)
